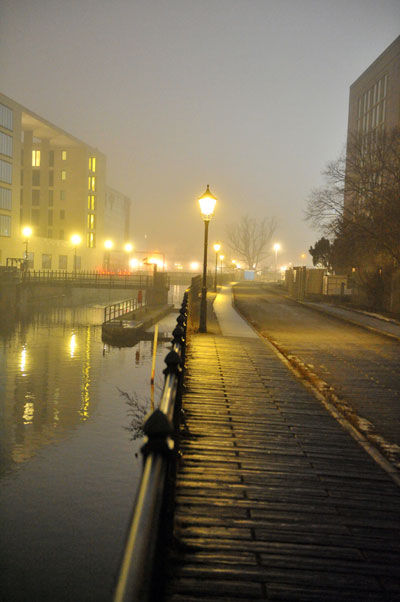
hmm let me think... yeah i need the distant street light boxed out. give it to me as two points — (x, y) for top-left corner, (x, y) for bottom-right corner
(104, 239), (113, 271)
(213, 242), (221, 291)
(70, 234), (82, 273)
(198, 185), (217, 332)
(22, 226), (32, 268)
(219, 254), (224, 284)
(124, 242), (133, 253)
(273, 243), (281, 271)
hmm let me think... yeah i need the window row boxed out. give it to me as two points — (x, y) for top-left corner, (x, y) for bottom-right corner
(31, 149), (68, 167)
(22, 170), (67, 186)
(26, 253), (81, 270)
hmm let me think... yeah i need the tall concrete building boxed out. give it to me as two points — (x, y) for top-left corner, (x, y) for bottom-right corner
(0, 93), (132, 271)
(347, 35), (400, 139)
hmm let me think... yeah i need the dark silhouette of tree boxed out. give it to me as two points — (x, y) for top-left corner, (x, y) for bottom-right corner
(226, 215), (277, 270)
(309, 237), (332, 268)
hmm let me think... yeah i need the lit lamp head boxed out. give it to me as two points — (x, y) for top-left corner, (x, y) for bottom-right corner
(70, 234), (81, 247)
(124, 243), (133, 253)
(22, 226), (33, 239)
(213, 242), (221, 253)
(198, 185), (217, 221)
(273, 243), (281, 253)
(104, 239), (113, 250)
(220, 254), (224, 261)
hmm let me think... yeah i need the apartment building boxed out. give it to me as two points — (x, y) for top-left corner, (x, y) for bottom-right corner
(0, 93), (131, 271)
(347, 35), (400, 138)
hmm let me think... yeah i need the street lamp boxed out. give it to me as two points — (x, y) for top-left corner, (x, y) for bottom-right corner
(273, 243), (281, 271)
(219, 254), (224, 284)
(70, 234), (81, 273)
(104, 239), (113, 272)
(124, 242), (134, 271)
(198, 185), (217, 332)
(213, 242), (221, 291)
(22, 226), (32, 268)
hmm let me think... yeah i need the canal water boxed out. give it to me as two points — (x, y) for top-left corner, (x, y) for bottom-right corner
(0, 284), (188, 602)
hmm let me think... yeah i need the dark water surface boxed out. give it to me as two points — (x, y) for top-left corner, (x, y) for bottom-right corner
(0, 285), (187, 602)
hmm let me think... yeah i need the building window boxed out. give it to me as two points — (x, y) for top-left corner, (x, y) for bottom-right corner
(0, 159), (12, 184)
(0, 214), (11, 236)
(61, 170), (66, 181)
(48, 210), (53, 226)
(32, 189), (40, 205)
(47, 229), (53, 238)
(32, 209), (40, 226)
(62, 150), (67, 161)
(59, 255), (68, 270)
(0, 186), (12, 210)
(357, 74), (387, 136)
(87, 213), (95, 229)
(60, 190), (66, 201)
(49, 150), (54, 167)
(32, 150), (41, 167)
(89, 156), (96, 172)
(60, 210), (65, 220)
(0, 132), (13, 157)
(59, 229), (64, 240)
(42, 254), (52, 269)
(87, 232), (96, 248)
(48, 190), (54, 206)
(32, 170), (40, 186)
(0, 103), (13, 131)
(88, 176), (95, 191)
(88, 195), (95, 210)
(49, 171), (54, 187)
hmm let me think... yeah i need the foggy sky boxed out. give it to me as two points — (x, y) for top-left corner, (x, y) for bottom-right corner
(1, 0), (399, 267)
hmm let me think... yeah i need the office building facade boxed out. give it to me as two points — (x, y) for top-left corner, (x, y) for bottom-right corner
(0, 93), (131, 271)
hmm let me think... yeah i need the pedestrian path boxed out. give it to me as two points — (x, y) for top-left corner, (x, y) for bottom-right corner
(213, 284), (258, 338)
(164, 288), (400, 601)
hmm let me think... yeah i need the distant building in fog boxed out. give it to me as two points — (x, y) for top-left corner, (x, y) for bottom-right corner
(0, 92), (131, 271)
(347, 35), (400, 139)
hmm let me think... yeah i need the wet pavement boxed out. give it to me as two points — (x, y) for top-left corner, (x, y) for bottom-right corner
(164, 284), (400, 601)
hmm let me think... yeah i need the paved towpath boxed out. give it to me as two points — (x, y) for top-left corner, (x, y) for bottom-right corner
(164, 286), (400, 601)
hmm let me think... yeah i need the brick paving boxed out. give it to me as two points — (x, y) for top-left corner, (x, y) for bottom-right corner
(164, 333), (400, 601)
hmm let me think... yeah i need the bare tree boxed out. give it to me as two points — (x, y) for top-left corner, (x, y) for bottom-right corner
(305, 127), (400, 266)
(226, 215), (277, 269)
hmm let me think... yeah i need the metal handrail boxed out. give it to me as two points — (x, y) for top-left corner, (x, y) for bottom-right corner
(21, 270), (153, 288)
(113, 291), (188, 602)
(103, 298), (142, 323)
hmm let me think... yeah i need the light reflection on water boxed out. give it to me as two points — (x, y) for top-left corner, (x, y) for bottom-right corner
(0, 292), (186, 602)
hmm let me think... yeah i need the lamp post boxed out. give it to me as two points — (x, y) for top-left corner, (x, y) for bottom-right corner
(22, 226), (32, 269)
(104, 239), (113, 271)
(273, 243), (281, 271)
(70, 234), (81, 274)
(213, 242), (221, 291)
(219, 254), (224, 285)
(198, 185), (217, 332)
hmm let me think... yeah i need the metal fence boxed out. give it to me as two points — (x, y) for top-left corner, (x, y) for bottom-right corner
(113, 290), (188, 602)
(103, 298), (143, 323)
(21, 270), (153, 288)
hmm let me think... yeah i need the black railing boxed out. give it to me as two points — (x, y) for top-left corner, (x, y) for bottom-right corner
(103, 297), (144, 323)
(113, 290), (188, 602)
